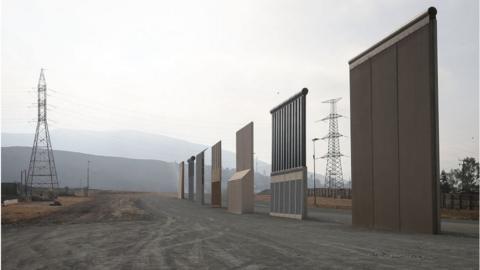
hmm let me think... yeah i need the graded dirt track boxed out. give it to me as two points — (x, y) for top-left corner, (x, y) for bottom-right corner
(2, 192), (478, 269)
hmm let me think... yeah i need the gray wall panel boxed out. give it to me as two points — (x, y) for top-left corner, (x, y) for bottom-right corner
(195, 152), (204, 205)
(178, 161), (184, 199)
(187, 156), (195, 201)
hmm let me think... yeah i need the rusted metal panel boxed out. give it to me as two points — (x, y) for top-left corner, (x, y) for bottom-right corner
(349, 7), (439, 233)
(211, 141), (222, 207)
(196, 151), (205, 205)
(187, 156), (195, 201)
(178, 161), (185, 199)
(270, 88), (308, 219)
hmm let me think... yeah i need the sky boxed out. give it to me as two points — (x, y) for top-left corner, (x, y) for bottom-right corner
(1, 0), (479, 180)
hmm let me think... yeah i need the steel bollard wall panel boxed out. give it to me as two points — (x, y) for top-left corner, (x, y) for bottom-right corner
(270, 88), (308, 219)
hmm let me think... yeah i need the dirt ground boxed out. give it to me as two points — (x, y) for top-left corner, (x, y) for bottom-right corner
(2, 192), (478, 269)
(1, 196), (93, 224)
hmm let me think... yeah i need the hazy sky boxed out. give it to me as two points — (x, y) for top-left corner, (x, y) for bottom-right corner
(2, 0), (479, 178)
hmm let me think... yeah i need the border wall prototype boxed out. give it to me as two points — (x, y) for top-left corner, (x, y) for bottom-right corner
(270, 88), (308, 219)
(187, 156), (195, 201)
(228, 122), (254, 214)
(178, 161), (184, 199)
(211, 141), (222, 207)
(349, 7), (440, 233)
(195, 151), (205, 205)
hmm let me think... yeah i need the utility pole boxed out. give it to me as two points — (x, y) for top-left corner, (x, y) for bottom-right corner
(20, 170), (24, 197)
(312, 138), (319, 206)
(86, 160), (90, 196)
(23, 169), (28, 196)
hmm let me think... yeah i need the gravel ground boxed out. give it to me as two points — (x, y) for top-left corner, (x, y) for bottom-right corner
(2, 192), (478, 269)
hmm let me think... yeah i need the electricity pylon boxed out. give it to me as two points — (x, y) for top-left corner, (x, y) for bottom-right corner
(26, 69), (59, 199)
(321, 98), (344, 189)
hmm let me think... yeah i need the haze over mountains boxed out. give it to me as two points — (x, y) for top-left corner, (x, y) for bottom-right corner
(1, 129), (328, 192)
(1, 146), (272, 193)
(1, 129), (271, 174)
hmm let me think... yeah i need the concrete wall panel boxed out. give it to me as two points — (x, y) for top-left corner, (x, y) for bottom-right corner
(371, 46), (400, 230)
(350, 61), (374, 228)
(397, 25), (438, 233)
(228, 122), (254, 214)
(349, 8), (439, 233)
(236, 122), (253, 172)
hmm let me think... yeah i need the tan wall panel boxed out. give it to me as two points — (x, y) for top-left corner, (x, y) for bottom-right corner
(227, 169), (253, 214)
(228, 122), (254, 214)
(236, 122), (254, 171)
(228, 180), (242, 214)
(371, 46), (400, 230)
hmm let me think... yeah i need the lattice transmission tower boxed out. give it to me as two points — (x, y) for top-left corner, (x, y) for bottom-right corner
(26, 69), (59, 199)
(321, 98), (344, 189)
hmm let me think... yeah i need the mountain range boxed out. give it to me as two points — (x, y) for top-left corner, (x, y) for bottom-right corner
(1, 129), (271, 175)
(1, 146), (271, 193)
(1, 129), (325, 192)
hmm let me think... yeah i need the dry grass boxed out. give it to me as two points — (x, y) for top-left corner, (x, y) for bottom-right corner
(255, 195), (271, 202)
(1, 196), (92, 224)
(441, 209), (479, 220)
(308, 196), (352, 210)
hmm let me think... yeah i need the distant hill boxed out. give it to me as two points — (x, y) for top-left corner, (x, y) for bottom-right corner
(1, 129), (271, 175)
(1, 147), (271, 193)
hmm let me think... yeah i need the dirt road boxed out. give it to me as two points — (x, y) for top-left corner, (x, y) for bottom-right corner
(2, 192), (478, 269)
